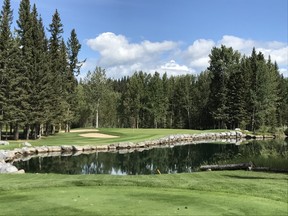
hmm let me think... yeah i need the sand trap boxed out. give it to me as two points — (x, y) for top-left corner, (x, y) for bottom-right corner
(79, 133), (119, 138)
(70, 129), (99, 133)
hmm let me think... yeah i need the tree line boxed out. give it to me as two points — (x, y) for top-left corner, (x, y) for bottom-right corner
(0, 0), (83, 140)
(1, 0), (287, 141)
(77, 46), (288, 133)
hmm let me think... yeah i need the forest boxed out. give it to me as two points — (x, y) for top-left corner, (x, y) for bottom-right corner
(1, 0), (288, 140)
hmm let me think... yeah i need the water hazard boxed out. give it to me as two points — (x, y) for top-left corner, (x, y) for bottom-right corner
(14, 139), (288, 175)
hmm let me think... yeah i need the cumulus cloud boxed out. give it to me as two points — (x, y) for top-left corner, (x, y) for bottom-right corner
(183, 39), (215, 70)
(155, 60), (195, 77)
(182, 35), (287, 76)
(86, 32), (177, 67)
(84, 33), (288, 78)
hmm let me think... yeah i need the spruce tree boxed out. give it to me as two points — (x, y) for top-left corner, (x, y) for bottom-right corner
(65, 29), (85, 132)
(47, 9), (64, 133)
(27, 4), (51, 138)
(207, 45), (240, 129)
(0, 0), (13, 139)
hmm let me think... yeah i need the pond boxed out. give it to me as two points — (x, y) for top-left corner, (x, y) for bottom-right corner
(13, 139), (288, 175)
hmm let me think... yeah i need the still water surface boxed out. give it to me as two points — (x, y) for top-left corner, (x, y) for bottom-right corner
(14, 139), (288, 175)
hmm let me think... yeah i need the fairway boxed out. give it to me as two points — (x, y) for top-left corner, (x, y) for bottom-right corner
(0, 128), (228, 150)
(0, 171), (287, 215)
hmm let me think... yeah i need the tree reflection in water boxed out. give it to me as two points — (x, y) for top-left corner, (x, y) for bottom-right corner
(14, 139), (288, 175)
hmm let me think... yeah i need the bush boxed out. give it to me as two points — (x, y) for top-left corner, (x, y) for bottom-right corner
(284, 128), (288, 136)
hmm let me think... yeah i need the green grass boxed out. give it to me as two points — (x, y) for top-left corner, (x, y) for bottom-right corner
(0, 128), (228, 150)
(0, 171), (287, 215)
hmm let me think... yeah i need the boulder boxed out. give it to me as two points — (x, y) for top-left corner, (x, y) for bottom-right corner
(0, 162), (19, 173)
(47, 146), (62, 152)
(61, 145), (73, 152)
(72, 145), (84, 151)
(82, 145), (93, 151)
(0, 150), (16, 161)
(22, 142), (32, 147)
(0, 141), (9, 145)
(35, 146), (49, 154)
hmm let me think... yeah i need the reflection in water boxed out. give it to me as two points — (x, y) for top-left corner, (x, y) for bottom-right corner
(14, 139), (288, 175)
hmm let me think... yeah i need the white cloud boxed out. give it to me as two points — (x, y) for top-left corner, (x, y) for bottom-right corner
(156, 60), (195, 77)
(84, 33), (288, 78)
(86, 32), (177, 67)
(219, 35), (255, 52)
(183, 39), (215, 71)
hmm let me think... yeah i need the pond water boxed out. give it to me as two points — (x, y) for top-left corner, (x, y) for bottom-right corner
(14, 139), (288, 175)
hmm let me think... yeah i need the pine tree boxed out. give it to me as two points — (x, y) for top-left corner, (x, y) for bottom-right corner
(64, 29), (85, 132)
(83, 67), (108, 128)
(47, 9), (64, 133)
(193, 71), (211, 129)
(0, 0), (14, 139)
(207, 45), (240, 129)
(226, 60), (246, 129)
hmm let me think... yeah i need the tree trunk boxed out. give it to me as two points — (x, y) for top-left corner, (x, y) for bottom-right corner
(5, 124), (8, 140)
(14, 124), (19, 140)
(39, 124), (43, 138)
(51, 124), (56, 135)
(0, 123), (2, 140)
(200, 162), (253, 171)
(45, 123), (49, 136)
(24, 125), (30, 140)
(65, 123), (69, 133)
(95, 105), (99, 129)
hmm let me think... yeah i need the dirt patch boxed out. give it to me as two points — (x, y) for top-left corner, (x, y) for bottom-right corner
(70, 129), (99, 133)
(79, 133), (119, 138)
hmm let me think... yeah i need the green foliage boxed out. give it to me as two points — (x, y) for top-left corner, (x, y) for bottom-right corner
(284, 128), (288, 136)
(1, 1), (287, 139)
(0, 0), (83, 140)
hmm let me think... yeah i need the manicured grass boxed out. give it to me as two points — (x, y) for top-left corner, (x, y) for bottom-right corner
(0, 171), (287, 215)
(0, 128), (228, 150)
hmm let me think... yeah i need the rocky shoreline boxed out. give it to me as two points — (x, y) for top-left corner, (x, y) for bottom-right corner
(0, 131), (274, 173)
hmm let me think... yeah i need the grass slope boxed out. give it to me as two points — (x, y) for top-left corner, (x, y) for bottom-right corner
(0, 171), (287, 216)
(0, 128), (227, 150)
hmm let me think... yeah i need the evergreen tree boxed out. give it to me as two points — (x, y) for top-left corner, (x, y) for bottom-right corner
(47, 9), (64, 133)
(83, 67), (109, 128)
(0, 0), (14, 139)
(226, 60), (246, 129)
(147, 72), (166, 128)
(65, 29), (85, 132)
(207, 45), (240, 128)
(25, 4), (51, 139)
(193, 71), (211, 129)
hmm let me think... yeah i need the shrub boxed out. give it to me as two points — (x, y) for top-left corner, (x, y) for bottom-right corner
(284, 128), (288, 136)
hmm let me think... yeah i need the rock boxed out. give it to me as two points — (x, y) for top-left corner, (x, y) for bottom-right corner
(61, 145), (73, 152)
(0, 141), (9, 145)
(47, 146), (62, 152)
(16, 169), (25, 174)
(0, 150), (16, 161)
(82, 145), (92, 151)
(22, 147), (36, 155)
(0, 162), (19, 173)
(72, 145), (84, 151)
(35, 146), (49, 154)
(22, 142), (32, 147)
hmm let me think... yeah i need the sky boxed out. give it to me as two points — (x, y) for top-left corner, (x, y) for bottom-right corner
(10, 0), (288, 78)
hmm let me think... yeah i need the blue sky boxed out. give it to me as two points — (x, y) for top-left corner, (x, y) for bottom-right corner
(10, 0), (288, 78)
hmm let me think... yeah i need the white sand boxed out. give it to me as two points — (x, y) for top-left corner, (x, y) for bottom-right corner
(79, 133), (119, 138)
(70, 129), (99, 133)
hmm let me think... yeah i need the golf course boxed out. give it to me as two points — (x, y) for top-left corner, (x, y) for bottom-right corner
(0, 128), (287, 215)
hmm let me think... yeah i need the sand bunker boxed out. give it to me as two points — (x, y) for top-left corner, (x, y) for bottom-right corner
(70, 129), (99, 133)
(79, 133), (119, 138)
